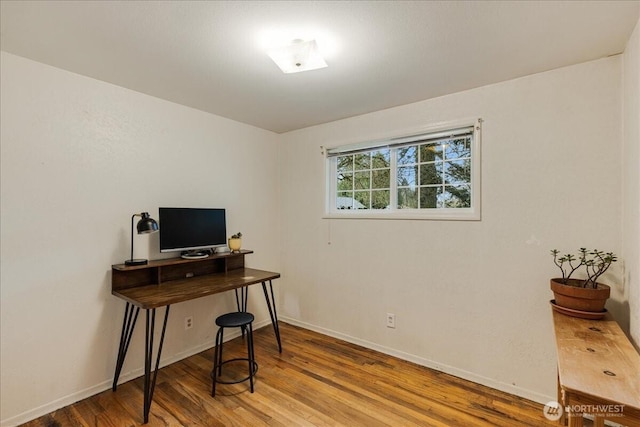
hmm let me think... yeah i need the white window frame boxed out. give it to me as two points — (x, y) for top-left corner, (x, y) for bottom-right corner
(324, 118), (482, 220)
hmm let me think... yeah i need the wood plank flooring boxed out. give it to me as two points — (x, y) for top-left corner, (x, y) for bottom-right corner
(20, 322), (556, 426)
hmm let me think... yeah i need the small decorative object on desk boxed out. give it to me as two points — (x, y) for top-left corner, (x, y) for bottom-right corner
(228, 232), (242, 253)
(549, 248), (617, 318)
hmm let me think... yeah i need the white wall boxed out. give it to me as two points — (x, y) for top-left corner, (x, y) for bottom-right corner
(0, 52), (281, 426)
(623, 16), (640, 349)
(1, 46), (633, 425)
(278, 57), (624, 403)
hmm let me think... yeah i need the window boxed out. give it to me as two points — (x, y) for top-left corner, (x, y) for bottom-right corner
(325, 119), (481, 220)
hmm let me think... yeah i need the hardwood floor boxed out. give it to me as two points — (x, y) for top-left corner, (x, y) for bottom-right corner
(21, 322), (555, 426)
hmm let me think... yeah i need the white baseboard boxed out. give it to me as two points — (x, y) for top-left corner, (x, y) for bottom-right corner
(279, 316), (554, 406)
(0, 318), (271, 427)
(3, 317), (551, 426)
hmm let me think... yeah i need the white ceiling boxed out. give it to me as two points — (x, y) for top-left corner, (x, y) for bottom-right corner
(1, 1), (638, 133)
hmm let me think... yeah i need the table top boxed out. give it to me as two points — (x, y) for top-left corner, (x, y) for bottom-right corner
(551, 310), (640, 410)
(112, 267), (280, 309)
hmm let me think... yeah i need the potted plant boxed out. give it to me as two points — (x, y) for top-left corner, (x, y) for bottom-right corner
(228, 232), (242, 253)
(550, 248), (617, 316)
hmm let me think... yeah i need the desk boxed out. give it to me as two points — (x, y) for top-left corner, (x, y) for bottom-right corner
(110, 250), (281, 423)
(551, 310), (640, 427)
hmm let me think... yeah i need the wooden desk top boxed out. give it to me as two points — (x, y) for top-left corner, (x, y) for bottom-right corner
(551, 310), (640, 411)
(112, 267), (280, 309)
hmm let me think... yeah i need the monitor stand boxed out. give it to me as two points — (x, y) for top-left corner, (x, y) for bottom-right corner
(181, 251), (210, 260)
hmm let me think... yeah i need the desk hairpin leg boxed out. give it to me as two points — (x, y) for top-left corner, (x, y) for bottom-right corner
(234, 286), (249, 338)
(234, 286), (249, 312)
(143, 306), (170, 424)
(113, 302), (140, 391)
(261, 280), (282, 353)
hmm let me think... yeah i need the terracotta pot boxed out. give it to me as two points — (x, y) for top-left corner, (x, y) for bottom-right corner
(550, 278), (610, 313)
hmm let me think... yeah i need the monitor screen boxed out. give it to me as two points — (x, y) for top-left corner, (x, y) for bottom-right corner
(159, 207), (227, 253)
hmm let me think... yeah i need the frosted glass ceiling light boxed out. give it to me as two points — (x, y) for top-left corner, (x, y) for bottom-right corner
(267, 39), (327, 74)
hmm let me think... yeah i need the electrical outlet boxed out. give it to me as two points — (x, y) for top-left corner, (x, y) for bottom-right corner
(184, 316), (193, 330)
(386, 313), (396, 329)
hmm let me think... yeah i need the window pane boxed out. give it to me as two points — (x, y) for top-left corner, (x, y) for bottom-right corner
(397, 187), (418, 209)
(354, 153), (370, 170)
(398, 146), (418, 165)
(372, 169), (390, 189)
(420, 143), (444, 162)
(354, 191), (370, 209)
(419, 162), (443, 186)
(371, 149), (391, 168)
(445, 138), (471, 160)
(338, 172), (354, 192)
(337, 155), (354, 172)
(337, 192), (355, 209)
(371, 190), (390, 209)
(444, 159), (470, 184)
(354, 171), (370, 190)
(397, 166), (417, 187)
(419, 186), (439, 208)
(442, 185), (471, 208)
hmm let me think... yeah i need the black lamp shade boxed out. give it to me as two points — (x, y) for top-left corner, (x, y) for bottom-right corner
(137, 212), (159, 234)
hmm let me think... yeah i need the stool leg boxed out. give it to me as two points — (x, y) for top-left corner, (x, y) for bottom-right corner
(212, 327), (223, 397)
(247, 322), (255, 393)
(217, 327), (225, 376)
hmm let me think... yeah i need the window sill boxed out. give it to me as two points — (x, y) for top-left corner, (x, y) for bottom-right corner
(323, 210), (480, 221)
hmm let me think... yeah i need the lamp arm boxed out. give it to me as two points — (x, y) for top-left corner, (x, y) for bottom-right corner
(130, 213), (142, 261)
(130, 214), (135, 262)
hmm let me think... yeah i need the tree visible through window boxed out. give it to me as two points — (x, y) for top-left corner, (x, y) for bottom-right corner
(337, 149), (391, 209)
(396, 138), (471, 209)
(326, 120), (480, 219)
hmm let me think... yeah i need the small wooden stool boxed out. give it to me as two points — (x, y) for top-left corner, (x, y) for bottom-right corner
(211, 312), (257, 396)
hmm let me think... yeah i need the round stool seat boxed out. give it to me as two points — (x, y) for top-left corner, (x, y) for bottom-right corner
(215, 312), (254, 328)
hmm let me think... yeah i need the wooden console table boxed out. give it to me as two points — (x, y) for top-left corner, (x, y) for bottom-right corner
(111, 250), (281, 423)
(551, 310), (640, 427)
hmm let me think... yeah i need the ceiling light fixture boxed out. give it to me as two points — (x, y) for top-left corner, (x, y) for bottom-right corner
(267, 39), (327, 74)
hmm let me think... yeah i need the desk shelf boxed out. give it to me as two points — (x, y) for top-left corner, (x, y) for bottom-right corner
(112, 250), (253, 292)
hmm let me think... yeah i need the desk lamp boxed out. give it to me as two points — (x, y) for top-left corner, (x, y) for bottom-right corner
(125, 212), (159, 266)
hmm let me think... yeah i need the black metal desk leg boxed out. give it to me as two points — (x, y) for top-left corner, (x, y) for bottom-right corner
(113, 302), (140, 391)
(261, 280), (282, 353)
(142, 306), (170, 424)
(234, 286), (249, 312)
(234, 286), (249, 338)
